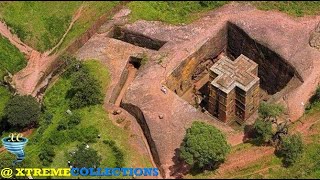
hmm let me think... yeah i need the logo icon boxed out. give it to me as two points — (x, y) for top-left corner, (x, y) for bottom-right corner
(1, 133), (28, 165)
(0, 168), (13, 178)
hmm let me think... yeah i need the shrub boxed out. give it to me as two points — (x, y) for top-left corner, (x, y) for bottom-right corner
(77, 126), (99, 143)
(68, 64), (103, 109)
(253, 118), (273, 144)
(71, 143), (101, 168)
(258, 102), (284, 120)
(103, 140), (125, 167)
(48, 131), (67, 145)
(179, 121), (230, 170)
(42, 111), (53, 124)
(67, 113), (81, 127)
(57, 120), (69, 131)
(4, 95), (41, 128)
(38, 145), (56, 166)
(277, 134), (304, 167)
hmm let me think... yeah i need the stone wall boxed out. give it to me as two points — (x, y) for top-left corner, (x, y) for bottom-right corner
(166, 26), (227, 96)
(120, 102), (164, 177)
(227, 22), (296, 95)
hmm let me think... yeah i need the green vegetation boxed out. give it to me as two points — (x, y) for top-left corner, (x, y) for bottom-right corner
(70, 143), (102, 168)
(306, 86), (320, 113)
(38, 145), (56, 166)
(103, 140), (125, 167)
(0, 2), (79, 52)
(0, 86), (11, 117)
(252, 102), (286, 145)
(253, 1), (320, 17)
(4, 95), (41, 128)
(127, 1), (227, 25)
(277, 134), (304, 167)
(0, 35), (27, 79)
(258, 102), (284, 120)
(0, 59), (151, 178)
(68, 61), (104, 109)
(180, 121), (230, 171)
(0, 2), (119, 52)
(253, 118), (273, 144)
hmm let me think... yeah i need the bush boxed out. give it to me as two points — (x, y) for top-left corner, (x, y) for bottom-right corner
(179, 121), (230, 170)
(57, 120), (69, 131)
(253, 118), (273, 144)
(48, 131), (67, 145)
(258, 102), (284, 120)
(56, 113), (82, 131)
(42, 111), (53, 124)
(71, 143), (101, 168)
(39, 145), (56, 166)
(67, 113), (81, 127)
(78, 126), (99, 143)
(62, 55), (83, 78)
(4, 95), (41, 128)
(103, 140), (125, 167)
(69, 69), (103, 109)
(277, 134), (304, 167)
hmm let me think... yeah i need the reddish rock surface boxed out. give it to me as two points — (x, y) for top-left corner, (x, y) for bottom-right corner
(56, 3), (320, 178)
(117, 3), (320, 178)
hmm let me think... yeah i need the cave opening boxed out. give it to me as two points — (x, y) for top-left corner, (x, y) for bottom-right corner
(129, 56), (142, 69)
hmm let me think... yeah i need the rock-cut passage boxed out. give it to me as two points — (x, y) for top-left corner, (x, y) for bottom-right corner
(110, 26), (167, 51)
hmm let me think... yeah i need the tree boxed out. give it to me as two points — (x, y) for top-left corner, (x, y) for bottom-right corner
(39, 145), (56, 166)
(68, 66), (103, 109)
(4, 95), (41, 128)
(258, 102), (284, 121)
(71, 144), (101, 168)
(179, 121), (230, 170)
(253, 118), (273, 144)
(254, 102), (289, 145)
(277, 134), (304, 167)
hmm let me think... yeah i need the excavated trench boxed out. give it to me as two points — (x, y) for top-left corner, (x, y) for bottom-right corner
(226, 22), (299, 95)
(110, 26), (167, 50)
(166, 22), (301, 107)
(109, 55), (165, 177)
(120, 102), (164, 177)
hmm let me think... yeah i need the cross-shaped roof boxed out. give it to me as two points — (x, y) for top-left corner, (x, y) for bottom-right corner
(210, 54), (259, 93)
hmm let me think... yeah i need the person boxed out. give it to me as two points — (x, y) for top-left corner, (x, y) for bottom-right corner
(67, 160), (71, 166)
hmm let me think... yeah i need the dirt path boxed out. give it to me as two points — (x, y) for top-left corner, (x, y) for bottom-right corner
(214, 146), (274, 178)
(1, 5), (84, 95)
(294, 112), (320, 135)
(115, 64), (137, 106)
(0, 21), (34, 56)
(228, 165), (280, 179)
(46, 5), (84, 55)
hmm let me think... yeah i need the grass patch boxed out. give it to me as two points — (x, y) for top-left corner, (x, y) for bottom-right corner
(252, 1), (320, 17)
(57, 1), (119, 52)
(0, 2), (81, 52)
(0, 86), (11, 117)
(127, 1), (227, 25)
(0, 35), (27, 79)
(0, 2), (119, 52)
(0, 60), (151, 178)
